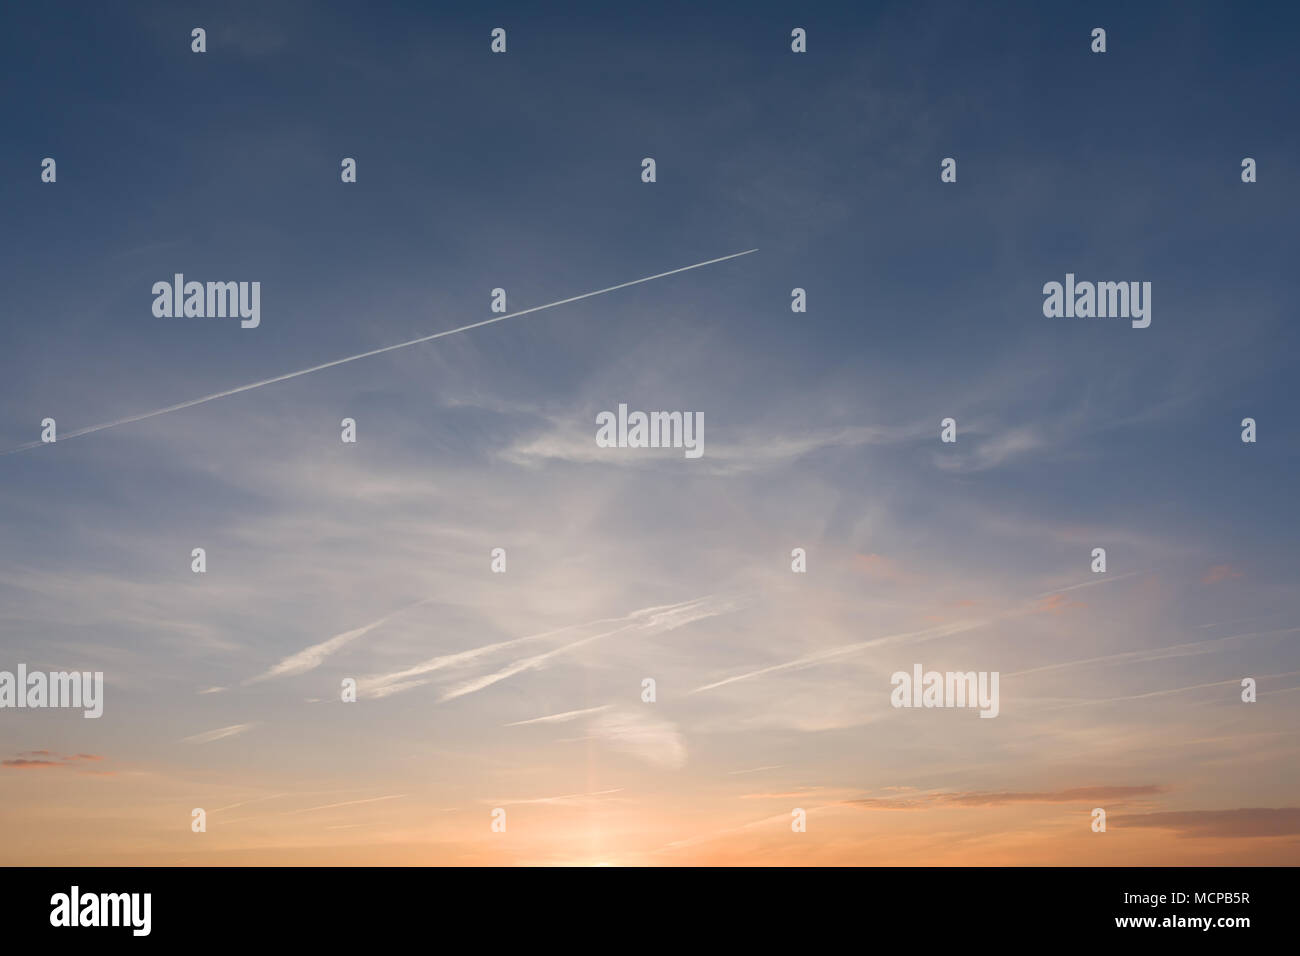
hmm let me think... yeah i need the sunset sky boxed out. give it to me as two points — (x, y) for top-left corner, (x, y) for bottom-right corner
(1, 1), (1298, 865)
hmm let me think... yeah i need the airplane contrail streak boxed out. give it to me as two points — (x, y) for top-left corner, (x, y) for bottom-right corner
(2, 248), (758, 455)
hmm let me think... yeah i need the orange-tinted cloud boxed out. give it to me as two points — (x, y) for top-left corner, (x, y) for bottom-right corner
(848, 785), (1166, 810)
(739, 788), (844, 800)
(845, 796), (928, 810)
(1203, 565), (1245, 585)
(1035, 593), (1086, 615)
(853, 553), (910, 583)
(1111, 808), (1300, 838)
(933, 785), (1165, 806)
(4, 752), (108, 773)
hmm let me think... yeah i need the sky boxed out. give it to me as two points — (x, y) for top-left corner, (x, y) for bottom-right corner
(1, 0), (1298, 865)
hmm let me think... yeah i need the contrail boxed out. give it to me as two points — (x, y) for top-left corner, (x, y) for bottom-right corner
(504, 705), (612, 727)
(287, 793), (409, 814)
(689, 619), (986, 694)
(243, 596), (435, 685)
(360, 594), (727, 700)
(1032, 570), (1143, 597)
(181, 723), (255, 744)
(1005, 626), (1300, 679)
(2, 249), (757, 455)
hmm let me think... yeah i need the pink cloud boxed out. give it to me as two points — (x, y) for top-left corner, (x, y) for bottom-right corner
(3, 751), (109, 773)
(1202, 565), (1245, 585)
(1035, 593), (1086, 615)
(853, 553), (909, 583)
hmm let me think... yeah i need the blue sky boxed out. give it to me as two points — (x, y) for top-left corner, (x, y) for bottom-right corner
(1, 1), (1297, 864)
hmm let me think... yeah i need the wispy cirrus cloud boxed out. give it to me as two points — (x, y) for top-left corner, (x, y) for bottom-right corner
(504, 705), (611, 726)
(182, 723), (254, 744)
(659, 807), (838, 853)
(504, 416), (930, 474)
(577, 709), (687, 770)
(1048, 671), (1300, 709)
(287, 794), (409, 815)
(364, 595), (739, 703)
(1007, 627), (1300, 679)
(932, 426), (1044, 473)
(690, 618), (987, 694)
(438, 627), (631, 702)
(484, 788), (624, 807)
(245, 598), (433, 684)
(356, 610), (653, 700)
(1033, 571), (1145, 597)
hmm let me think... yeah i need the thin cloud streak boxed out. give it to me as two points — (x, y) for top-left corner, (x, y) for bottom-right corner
(181, 723), (254, 744)
(439, 594), (735, 702)
(1050, 670), (1300, 709)
(690, 619), (987, 694)
(1033, 571), (1144, 597)
(366, 595), (737, 702)
(360, 611), (654, 699)
(486, 788), (624, 807)
(440, 627), (635, 702)
(504, 705), (612, 726)
(287, 794), (409, 814)
(1007, 627), (1300, 679)
(245, 598), (433, 684)
(1111, 808), (1300, 838)
(0, 250), (757, 454)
